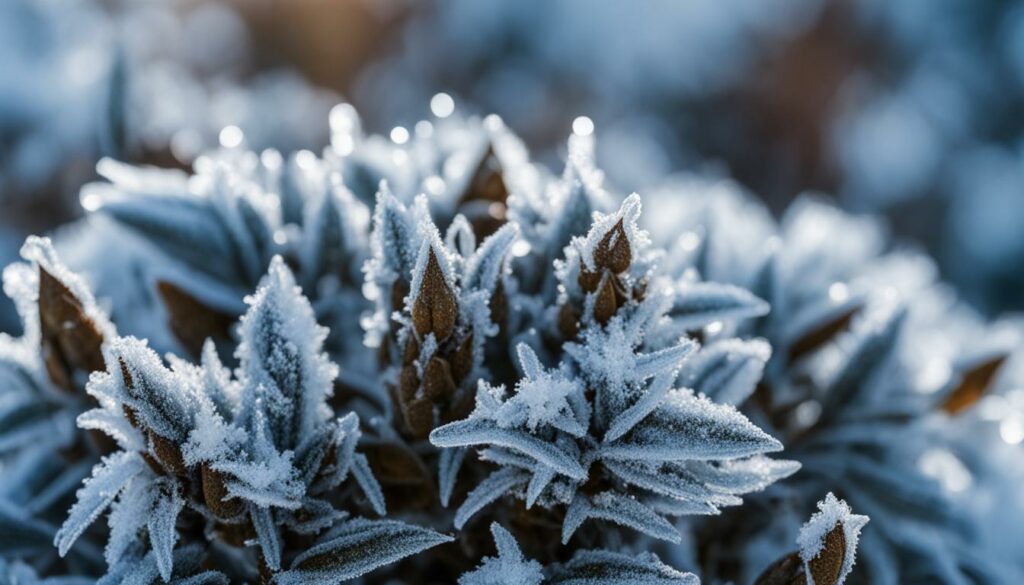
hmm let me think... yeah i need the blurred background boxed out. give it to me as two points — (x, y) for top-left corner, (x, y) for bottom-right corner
(2, 0), (1023, 333)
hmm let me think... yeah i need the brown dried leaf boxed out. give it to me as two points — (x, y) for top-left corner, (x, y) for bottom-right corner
(941, 355), (1008, 415)
(157, 281), (236, 358)
(202, 463), (244, 519)
(558, 303), (579, 339)
(38, 267), (105, 391)
(788, 304), (861, 362)
(808, 523), (846, 585)
(411, 248), (457, 341)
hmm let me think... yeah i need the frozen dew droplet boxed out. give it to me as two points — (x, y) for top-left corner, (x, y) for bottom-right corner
(391, 126), (410, 145)
(218, 125), (244, 149)
(431, 92), (455, 118)
(572, 116), (594, 136)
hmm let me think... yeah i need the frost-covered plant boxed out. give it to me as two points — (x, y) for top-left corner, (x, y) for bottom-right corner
(51, 258), (450, 583)
(0, 237), (115, 573)
(429, 194), (797, 548)
(458, 522), (699, 585)
(652, 180), (1022, 584)
(23, 102), (1024, 585)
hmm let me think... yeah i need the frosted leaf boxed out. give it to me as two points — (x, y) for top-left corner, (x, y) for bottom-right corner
(634, 342), (697, 381)
(680, 338), (771, 406)
(797, 493), (869, 585)
(604, 370), (676, 444)
(458, 523), (543, 585)
(78, 407), (145, 453)
(368, 185), (420, 284)
(298, 181), (364, 290)
(487, 344), (586, 434)
(56, 451), (146, 556)
(351, 453), (386, 515)
(278, 518), (452, 584)
(438, 447), (468, 508)
(525, 465), (556, 509)
(602, 390), (781, 462)
(251, 506), (282, 571)
(446, 214), (477, 259)
(111, 337), (195, 443)
(686, 456), (800, 495)
(236, 257), (338, 450)
(430, 418), (586, 480)
(454, 468), (529, 529)
(105, 481), (152, 566)
(148, 478), (184, 581)
(562, 492), (680, 544)
(550, 550), (699, 585)
(601, 459), (715, 504)
(0, 394), (65, 453)
(822, 304), (904, 415)
(96, 192), (249, 285)
(463, 223), (519, 294)
(670, 282), (770, 330)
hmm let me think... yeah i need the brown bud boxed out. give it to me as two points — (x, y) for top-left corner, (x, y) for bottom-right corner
(807, 524), (846, 585)
(38, 267), (105, 391)
(202, 463), (244, 519)
(398, 364), (421, 403)
(411, 248), (457, 341)
(752, 551), (805, 585)
(593, 219), (631, 274)
(558, 303), (579, 339)
(592, 274), (618, 325)
(422, 356), (456, 402)
(402, 337), (420, 366)
(391, 280), (410, 314)
(149, 431), (187, 476)
(941, 355), (1007, 415)
(462, 145), (509, 205)
(403, 397), (434, 440)
(157, 281), (236, 358)
(578, 269), (601, 294)
(450, 334), (474, 383)
(788, 305), (860, 362)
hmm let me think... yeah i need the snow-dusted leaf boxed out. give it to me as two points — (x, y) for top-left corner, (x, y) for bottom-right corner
(278, 519), (452, 584)
(562, 492), (680, 544)
(458, 523), (543, 585)
(550, 550), (699, 585)
(251, 506), (282, 571)
(438, 447), (468, 508)
(56, 452), (146, 556)
(351, 453), (386, 515)
(680, 338), (771, 406)
(670, 282), (769, 330)
(602, 390), (781, 462)
(604, 370), (675, 443)
(463, 223), (518, 294)
(431, 418), (585, 479)
(148, 478), (184, 581)
(454, 468), (528, 529)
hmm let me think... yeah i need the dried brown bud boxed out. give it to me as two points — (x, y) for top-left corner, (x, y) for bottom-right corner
(578, 269), (601, 294)
(593, 219), (631, 274)
(941, 355), (1007, 415)
(403, 337), (420, 366)
(558, 303), (579, 339)
(807, 524), (846, 585)
(462, 146), (509, 205)
(592, 274), (618, 325)
(788, 304), (860, 362)
(202, 463), (244, 519)
(38, 267), (105, 391)
(752, 551), (805, 585)
(157, 281), (236, 358)
(422, 356), (456, 402)
(403, 396), (434, 440)
(450, 334), (474, 383)
(411, 248), (457, 341)
(149, 431), (187, 476)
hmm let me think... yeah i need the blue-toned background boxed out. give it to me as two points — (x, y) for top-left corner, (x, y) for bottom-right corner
(2, 0), (1022, 330)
